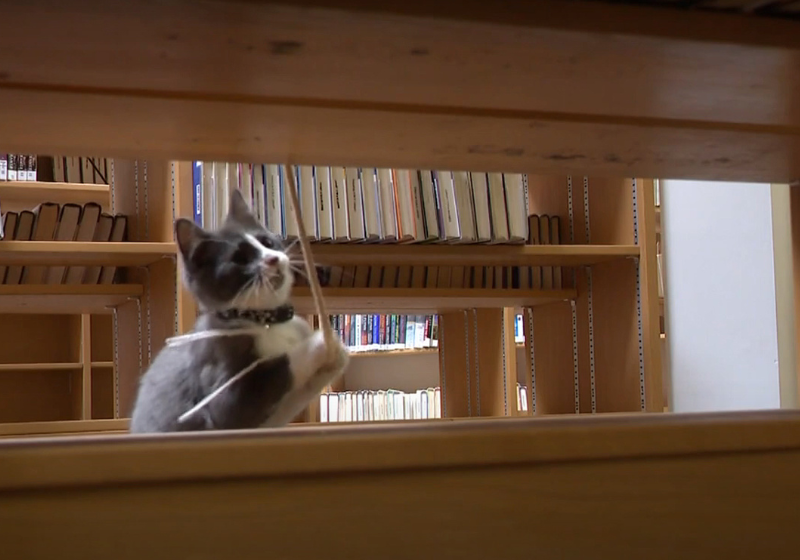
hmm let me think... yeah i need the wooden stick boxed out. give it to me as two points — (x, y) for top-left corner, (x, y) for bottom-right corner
(282, 165), (336, 359)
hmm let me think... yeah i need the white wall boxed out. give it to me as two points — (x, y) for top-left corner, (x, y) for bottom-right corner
(661, 180), (796, 412)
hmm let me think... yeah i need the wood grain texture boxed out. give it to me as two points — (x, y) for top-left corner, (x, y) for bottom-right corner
(2, 411), (800, 558)
(0, 0), (799, 179)
(0, 241), (176, 266)
(0, 285), (143, 314)
(291, 287), (576, 313)
(307, 244), (639, 266)
(0, 87), (797, 181)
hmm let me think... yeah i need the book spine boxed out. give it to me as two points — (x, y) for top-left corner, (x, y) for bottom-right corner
(192, 161), (203, 225)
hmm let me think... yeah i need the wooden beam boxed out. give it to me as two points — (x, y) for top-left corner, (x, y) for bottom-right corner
(2, 411), (800, 558)
(306, 244), (639, 266)
(0, 1), (798, 180)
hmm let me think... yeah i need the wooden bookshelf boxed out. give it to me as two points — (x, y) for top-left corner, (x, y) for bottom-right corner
(1, 0), (797, 555)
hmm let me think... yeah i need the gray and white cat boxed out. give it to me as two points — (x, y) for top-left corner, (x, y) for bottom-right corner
(129, 189), (348, 433)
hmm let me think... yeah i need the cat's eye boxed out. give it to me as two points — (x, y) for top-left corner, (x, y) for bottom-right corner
(256, 235), (274, 249)
(232, 242), (257, 265)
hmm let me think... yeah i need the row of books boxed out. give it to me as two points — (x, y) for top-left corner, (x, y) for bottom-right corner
(307, 213), (564, 291)
(319, 384), (531, 423)
(0, 202), (127, 285)
(52, 156), (109, 185)
(192, 162), (530, 245)
(330, 314), (438, 352)
(0, 154), (38, 182)
(319, 387), (442, 422)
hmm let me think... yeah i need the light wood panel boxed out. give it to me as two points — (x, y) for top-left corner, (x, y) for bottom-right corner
(292, 287), (576, 313)
(307, 244), (639, 266)
(2, 411), (800, 558)
(0, 181), (110, 209)
(1, 87), (798, 182)
(0, 242), (176, 266)
(0, 285), (143, 314)
(1, 1), (799, 180)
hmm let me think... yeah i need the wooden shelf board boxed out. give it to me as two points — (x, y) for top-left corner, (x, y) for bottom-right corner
(0, 363), (82, 372)
(0, 242), (176, 266)
(293, 288), (576, 313)
(310, 244), (639, 266)
(0, 419), (128, 439)
(350, 348), (438, 358)
(0, 285), (143, 314)
(0, 181), (109, 207)
(2, 409), (800, 560)
(91, 361), (114, 368)
(2, 1), (800, 181)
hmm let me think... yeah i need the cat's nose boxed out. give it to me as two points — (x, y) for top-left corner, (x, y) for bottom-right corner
(263, 255), (279, 266)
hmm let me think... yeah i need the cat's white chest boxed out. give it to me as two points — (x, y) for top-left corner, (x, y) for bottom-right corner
(252, 317), (311, 360)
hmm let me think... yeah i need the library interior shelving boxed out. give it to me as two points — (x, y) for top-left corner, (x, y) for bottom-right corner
(1, 0), (799, 557)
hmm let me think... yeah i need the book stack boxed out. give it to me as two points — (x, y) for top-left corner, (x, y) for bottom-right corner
(0, 202), (127, 284)
(0, 155), (38, 181)
(319, 387), (442, 422)
(331, 313), (438, 353)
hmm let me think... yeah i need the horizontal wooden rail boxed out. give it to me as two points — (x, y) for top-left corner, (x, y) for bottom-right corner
(0, 1), (798, 180)
(307, 244), (638, 266)
(1, 411), (800, 558)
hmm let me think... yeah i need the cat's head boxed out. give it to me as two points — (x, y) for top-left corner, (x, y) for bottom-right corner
(175, 189), (292, 312)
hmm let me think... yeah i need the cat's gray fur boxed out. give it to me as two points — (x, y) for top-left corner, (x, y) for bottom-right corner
(129, 189), (347, 433)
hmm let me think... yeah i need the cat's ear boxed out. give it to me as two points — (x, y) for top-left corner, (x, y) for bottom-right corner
(175, 218), (207, 262)
(226, 188), (259, 228)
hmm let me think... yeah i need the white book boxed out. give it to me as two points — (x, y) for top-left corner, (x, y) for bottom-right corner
(377, 168), (398, 242)
(320, 394), (328, 423)
(282, 167), (300, 240)
(337, 393), (345, 422)
(393, 169), (416, 241)
(330, 167), (350, 241)
(436, 170), (460, 241)
(414, 315), (426, 349)
(299, 165), (317, 240)
(361, 168), (382, 242)
(214, 162), (229, 227)
(265, 164), (283, 237)
(434, 388), (441, 418)
(201, 161), (215, 230)
(346, 167), (366, 241)
(227, 162), (238, 199)
(252, 164), (265, 227)
(354, 314), (362, 352)
(314, 166), (333, 241)
(487, 172), (510, 243)
(503, 173), (528, 243)
(452, 171), (476, 243)
(328, 393), (338, 423)
(470, 172), (492, 242)
(344, 393), (352, 422)
(409, 171), (426, 241)
(0, 156), (7, 181)
(238, 163), (253, 208)
(405, 317), (415, 348)
(419, 170), (440, 241)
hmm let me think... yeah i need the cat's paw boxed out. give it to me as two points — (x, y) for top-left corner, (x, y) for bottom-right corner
(307, 335), (348, 388)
